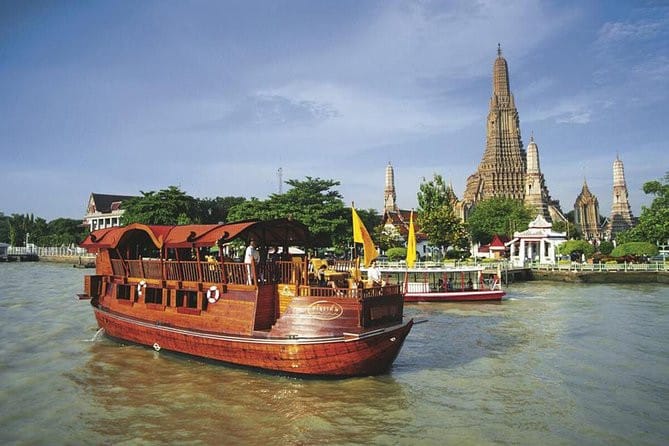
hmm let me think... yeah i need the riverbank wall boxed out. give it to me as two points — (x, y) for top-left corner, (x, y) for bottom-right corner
(39, 255), (96, 267)
(531, 270), (669, 284)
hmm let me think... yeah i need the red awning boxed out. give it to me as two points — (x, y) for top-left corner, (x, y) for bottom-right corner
(80, 223), (169, 251)
(80, 219), (311, 252)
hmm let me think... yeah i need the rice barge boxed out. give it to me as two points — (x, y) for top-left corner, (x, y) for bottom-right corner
(79, 219), (414, 377)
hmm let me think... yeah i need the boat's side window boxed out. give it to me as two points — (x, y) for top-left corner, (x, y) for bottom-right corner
(176, 290), (198, 309)
(117, 284), (131, 300)
(145, 287), (162, 305)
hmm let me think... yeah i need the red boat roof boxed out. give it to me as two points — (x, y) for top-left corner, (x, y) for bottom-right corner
(81, 219), (310, 251)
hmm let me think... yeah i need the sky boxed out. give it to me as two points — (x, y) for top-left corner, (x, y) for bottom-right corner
(1, 0), (667, 221)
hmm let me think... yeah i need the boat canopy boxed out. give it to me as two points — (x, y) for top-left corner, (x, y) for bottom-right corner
(80, 219), (311, 252)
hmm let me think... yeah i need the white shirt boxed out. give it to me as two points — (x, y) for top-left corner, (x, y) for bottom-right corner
(244, 244), (260, 264)
(368, 265), (381, 282)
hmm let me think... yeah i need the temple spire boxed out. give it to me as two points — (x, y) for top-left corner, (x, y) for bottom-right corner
(384, 162), (398, 212)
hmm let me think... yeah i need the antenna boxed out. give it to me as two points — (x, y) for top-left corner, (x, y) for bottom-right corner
(277, 167), (283, 194)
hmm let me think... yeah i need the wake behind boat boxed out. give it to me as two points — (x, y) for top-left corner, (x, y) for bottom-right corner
(376, 264), (506, 303)
(78, 218), (414, 377)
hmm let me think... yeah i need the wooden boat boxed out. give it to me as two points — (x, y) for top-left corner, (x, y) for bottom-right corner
(375, 265), (506, 302)
(78, 219), (414, 377)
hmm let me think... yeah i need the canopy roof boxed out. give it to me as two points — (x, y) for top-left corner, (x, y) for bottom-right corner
(81, 219), (311, 252)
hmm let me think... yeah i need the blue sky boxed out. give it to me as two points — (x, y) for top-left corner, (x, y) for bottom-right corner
(1, 0), (667, 221)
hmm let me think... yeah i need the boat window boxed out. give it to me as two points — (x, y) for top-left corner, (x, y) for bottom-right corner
(117, 284), (131, 300)
(145, 287), (162, 305)
(176, 290), (198, 309)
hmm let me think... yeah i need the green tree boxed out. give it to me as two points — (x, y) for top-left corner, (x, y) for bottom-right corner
(466, 198), (534, 245)
(373, 222), (404, 251)
(121, 186), (198, 225)
(195, 196), (247, 224)
(552, 219), (582, 239)
(2, 213), (47, 246)
(227, 177), (348, 247)
(616, 172), (669, 245)
(36, 218), (87, 246)
(598, 240), (614, 255)
(558, 240), (595, 259)
(611, 242), (658, 258)
(416, 174), (467, 250)
(0, 212), (7, 243)
(386, 247), (407, 261)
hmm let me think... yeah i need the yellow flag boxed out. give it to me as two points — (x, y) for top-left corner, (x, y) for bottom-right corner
(406, 210), (416, 267)
(352, 207), (378, 267)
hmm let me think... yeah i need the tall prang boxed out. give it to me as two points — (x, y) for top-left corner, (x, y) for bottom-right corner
(607, 156), (634, 238)
(524, 136), (549, 220)
(462, 45), (527, 215)
(574, 179), (601, 241)
(383, 162), (398, 213)
(524, 136), (565, 222)
(460, 45), (563, 223)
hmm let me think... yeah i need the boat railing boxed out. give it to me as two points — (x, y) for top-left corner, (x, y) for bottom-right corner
(111, 258), (125, 276)
(299, 284), (400, 299)
(164, 260), (181, 281)
(180, 261), (201, 282)
(332, 259), (359, 272)
(224, 262), (251, 285)
(106, 258), (315, 287)
(142, 259), (162, 279)
(110, 258), (253, 285)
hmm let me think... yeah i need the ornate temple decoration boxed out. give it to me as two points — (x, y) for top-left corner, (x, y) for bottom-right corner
(461, 45), (563, 223)
(606, 156), (635, 238)
(574, 179), (601, 241)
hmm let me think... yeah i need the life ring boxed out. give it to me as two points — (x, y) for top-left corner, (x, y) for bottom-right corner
(137, 280), (146, 296)
(206, 285), (220, 303)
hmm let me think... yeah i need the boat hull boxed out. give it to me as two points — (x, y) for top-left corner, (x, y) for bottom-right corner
(404, 289), (505, 302)
(92, 302), (413, 377)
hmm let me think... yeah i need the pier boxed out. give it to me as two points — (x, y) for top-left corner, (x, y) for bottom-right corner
(1, 246), (95, 267)
(376, 259), (669, 285)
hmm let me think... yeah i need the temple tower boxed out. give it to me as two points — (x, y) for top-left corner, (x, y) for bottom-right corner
(383, 162), (398, 213)
(462, 44), (527, 214)
(524, 136), (550, 220)
(608, 156), (634, 237)
(574, 179), (601, 241)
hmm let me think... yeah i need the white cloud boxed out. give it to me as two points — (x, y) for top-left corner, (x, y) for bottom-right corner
(524, 95), (594, 125)
(596, 18), (667, 45)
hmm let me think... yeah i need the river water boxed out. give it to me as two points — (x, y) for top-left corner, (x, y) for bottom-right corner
(0, 262), (667, 445)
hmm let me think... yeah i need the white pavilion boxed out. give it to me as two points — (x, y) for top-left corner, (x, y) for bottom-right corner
(506, 215), (567, 267)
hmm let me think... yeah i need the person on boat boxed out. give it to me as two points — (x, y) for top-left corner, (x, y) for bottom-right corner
(244, 239), (260, 264)
(368, 260), (382, 286)
(446, 278), (453, 291)
(466, 278), (473, 290)
(244, 239), (260, 284)
(317, 264), (328, 287)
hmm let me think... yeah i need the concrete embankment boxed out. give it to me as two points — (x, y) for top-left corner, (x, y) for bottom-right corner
(531, 270), (669, 284)
(39, 255), (96, 267)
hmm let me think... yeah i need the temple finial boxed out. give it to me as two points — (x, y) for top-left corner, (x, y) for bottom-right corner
(497, 43), (501, 56)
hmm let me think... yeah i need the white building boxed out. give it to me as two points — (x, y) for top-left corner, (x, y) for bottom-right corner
(84, 193), (137, 232)
(507, 215), (567, 267)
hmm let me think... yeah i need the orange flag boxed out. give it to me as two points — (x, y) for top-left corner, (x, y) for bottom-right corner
(352, 207), (378, 267)
(406, 210), (416, 267)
